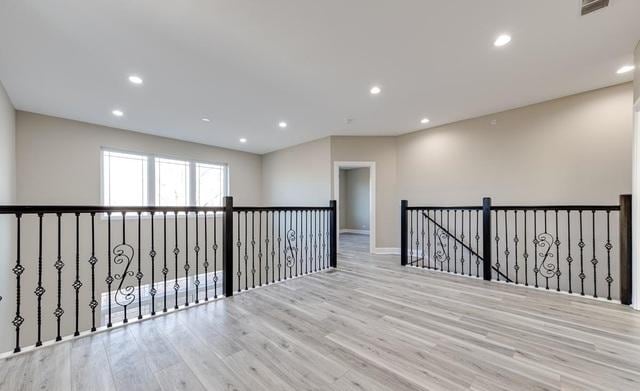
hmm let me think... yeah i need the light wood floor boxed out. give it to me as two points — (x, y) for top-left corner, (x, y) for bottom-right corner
(2, 233), (640, 390)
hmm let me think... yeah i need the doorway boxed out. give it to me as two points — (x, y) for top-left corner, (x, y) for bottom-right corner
(333, 161), (376, 254)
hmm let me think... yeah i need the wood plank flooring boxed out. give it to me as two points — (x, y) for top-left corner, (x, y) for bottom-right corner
(1, 233), (640, 390)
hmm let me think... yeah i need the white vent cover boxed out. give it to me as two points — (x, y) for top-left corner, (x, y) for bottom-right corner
(581, 0), (610, 15)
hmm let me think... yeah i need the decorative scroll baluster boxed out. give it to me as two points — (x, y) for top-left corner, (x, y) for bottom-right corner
(107, 213), (113, 326)
(453, 210), (458, 273)
(591, 211), (598, 298)
(262, 211), (267, 284)
(13, 213), (23, 353)
(605, 211), (613, 300)
(426, 210), (431, 269)
(244, 211), (249, 290)
(195, 211), (200, 304)
(35, 213), (44, 346)
(303, 211), (308, 274)
(566, 211), (573, 294)
(468, 210), (472, 276)
(446, 210), (451, 272)
(421, 209), (426, 268)
(54, 213), (64, 340)
(258, 211), (263, 284)
(184, 212), (190, 306)
(475, 210), (480, 278)
(89, 212), (98, 330)
(74, 213), (81, 335)
(409, 209), (414, 265)
(150, 212), (157, 313)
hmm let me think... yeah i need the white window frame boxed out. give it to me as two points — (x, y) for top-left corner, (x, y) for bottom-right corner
(100, 147), (229, 211)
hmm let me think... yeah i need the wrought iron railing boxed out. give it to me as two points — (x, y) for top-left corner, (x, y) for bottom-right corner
(0, 198), (337, 354)
(401, 195), (632, 304)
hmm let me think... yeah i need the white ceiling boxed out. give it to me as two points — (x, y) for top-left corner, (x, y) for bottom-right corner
(0, 0), (638, 154)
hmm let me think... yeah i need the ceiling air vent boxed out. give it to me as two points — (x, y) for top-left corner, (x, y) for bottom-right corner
(581, 0), (609, 15)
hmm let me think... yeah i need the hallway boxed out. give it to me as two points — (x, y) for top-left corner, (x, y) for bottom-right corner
(1, 234), (640, 390)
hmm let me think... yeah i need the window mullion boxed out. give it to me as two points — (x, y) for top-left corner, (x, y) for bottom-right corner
(190, 162), (196, 206)
(148, 155), (156, 206)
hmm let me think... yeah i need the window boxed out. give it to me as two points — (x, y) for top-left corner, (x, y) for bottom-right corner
(155, 157), (189, 207)
(102, 149), (227, 207)
(102, 151), (148, 206)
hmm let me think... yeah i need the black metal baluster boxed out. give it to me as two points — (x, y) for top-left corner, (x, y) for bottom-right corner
(289, 211), (294, 278)
(459, 210), (465, 274)
(446, 210), (451, 272)
(150, 212), (157, 313)
(107, 213), (113, 325)
(137, 212), (143, 318)
(513, 211), (519, 285)
(312, 210), (317, 272)
(591, 210), (598, 298)
(495, 210), (500, 281)
(468, 209), (472, 276)
(475, 210), (480, 278)
(259, 211), (263, 283)
(555, 210), (561, 292)
(184, 212), (190, 305)
(504, 211), (510, 283)
(89, 213), (98, 330)
(426, 210), (431, 269)
(194, 212), (200, 304)
(263, 211), (268, 284)
(566, 211), (573, 294)
(453, 210), (458, 274)
(271, 211), (275, 283)
(174, 213), (179, 310)
(54, 213), (64, 340)
(605, 211), (612, 300)
(278, 211), (282, 281)
(533, 211), (539, 288)
(523, 211), (529, 286)
(409, 208), (414, 265)
(578, 210), (585, 295)
(74, 213), (81, 334)
(250, 211), (255, 288)
(204, 212), (209, 301)
(213, 211), (219, 298)
(162, 212), (168, 312)
(438, 210), (443, 272)
(238, 211), (243, 292)
(322, 210), (326, 270)
(304, 211), (308, 274)
(13, 214), (23, 353)
(421, 209), (426, 268)
(35, 213), (44, 346)
(544, 210), (549, 290)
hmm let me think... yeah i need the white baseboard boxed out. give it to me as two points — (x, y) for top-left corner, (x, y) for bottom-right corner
(340, 229), (370, 235)
(373, 247), (400, 255)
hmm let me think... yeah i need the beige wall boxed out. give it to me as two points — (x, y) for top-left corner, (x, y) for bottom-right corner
(635, 42), (640, 104)
(397, 83), (633, 208)
(339, 171), (347, 229)
(0, 80), (16, 353)
(16, 112), (262, 206)
(342, 168), (370, 231)
(331, 136), (398, 249)
(261, 137), (332, 206)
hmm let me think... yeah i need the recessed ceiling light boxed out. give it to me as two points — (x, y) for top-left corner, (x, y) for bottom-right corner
(278, 121), (288, 128)
(112, 109), (124, 117)
(617, 65), (635, 74)
(201, 118), (211, 122)
(128, 75), (143, 85)
(494, 34), (512, 47)
(370, 86), (381, 95)
(239, 138), (247, 143)
(420, 118), (430, 124)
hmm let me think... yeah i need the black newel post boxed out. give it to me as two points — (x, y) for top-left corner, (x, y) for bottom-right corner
(619, 194), (632, 305)
(330, 200), (337, 268)
(482, 197), (492, 281)
(401, 200), (408, 266)
(223, 196), (234, 297)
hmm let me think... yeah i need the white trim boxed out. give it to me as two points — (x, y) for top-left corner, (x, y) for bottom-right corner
(373, 247), (400, 255)
(340, 229), (370, 235)
(632, 100), (639, 310)
(333, 161), (376, 254)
